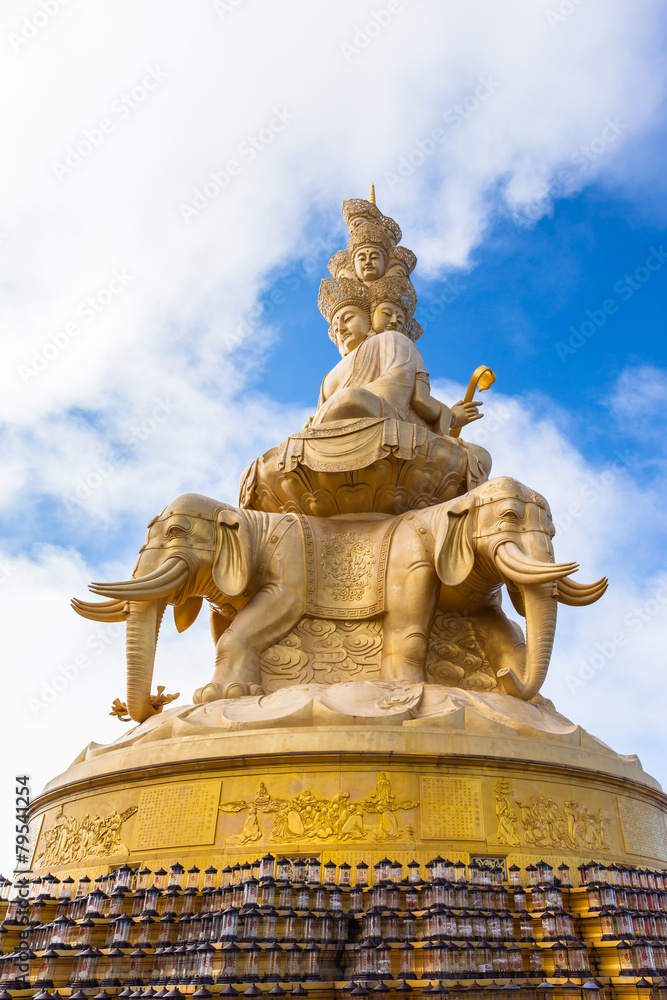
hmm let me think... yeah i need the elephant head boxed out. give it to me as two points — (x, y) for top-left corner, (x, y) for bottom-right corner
(72, 494), (258, 723)
(434, 476), (607, 701)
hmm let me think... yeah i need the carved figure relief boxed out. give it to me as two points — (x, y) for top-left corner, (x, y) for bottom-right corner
(495, 780), (609, 851)
(219, 773), (417, 844)
(494, 780), (520, 847)
(35, 804), (138, 867)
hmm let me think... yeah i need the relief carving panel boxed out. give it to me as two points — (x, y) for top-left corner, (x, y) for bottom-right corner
(494, 779), (610, 851)
(219, 772), (417, 845)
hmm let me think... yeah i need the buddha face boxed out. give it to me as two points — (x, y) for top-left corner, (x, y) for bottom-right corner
(386, 259), (409, 280)
(334, 262), (357, 281)
(331, 304), (370, 356)
(372, 301), (407, 334)
(353, 245), (386, 284)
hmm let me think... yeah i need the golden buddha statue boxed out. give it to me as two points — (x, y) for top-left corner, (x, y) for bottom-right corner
(240, 194), (492, 516)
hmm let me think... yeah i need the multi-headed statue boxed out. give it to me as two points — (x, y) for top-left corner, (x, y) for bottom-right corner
(74, 189), (607, 724)
(241, 190), (491, 516)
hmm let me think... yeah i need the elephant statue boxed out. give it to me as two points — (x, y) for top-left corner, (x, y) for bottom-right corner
(417, 477), (608, 700)
(72, 477), (606, 722)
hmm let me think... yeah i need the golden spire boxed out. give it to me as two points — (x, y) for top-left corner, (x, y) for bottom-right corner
(369, 183), (376, 205)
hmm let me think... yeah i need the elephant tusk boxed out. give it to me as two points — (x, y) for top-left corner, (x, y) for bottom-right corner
(495, 541), (578, 585)
(557, 575), (608, 606)
(90, 557), (187, 590)
(71, 597), (128, 622)
(90, 574), (189, 601)
(90, 559), (189, 600)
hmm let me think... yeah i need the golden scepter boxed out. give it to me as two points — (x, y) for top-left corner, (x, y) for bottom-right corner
(449, 364), (496, 438)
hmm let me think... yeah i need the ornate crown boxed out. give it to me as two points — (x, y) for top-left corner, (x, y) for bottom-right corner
(368, 275), (418, 319)
(347, 222), (392, 260)
(327, 249), (353, 279)
(342, 198), (402, 246)
(404, 317), (423, 342)
(318, 277), (370, 324)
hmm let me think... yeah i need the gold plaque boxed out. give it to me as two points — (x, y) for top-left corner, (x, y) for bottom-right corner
(617, 797), (667, 859)
(420, 776), (484, 841)
(132, 780), (221, 851)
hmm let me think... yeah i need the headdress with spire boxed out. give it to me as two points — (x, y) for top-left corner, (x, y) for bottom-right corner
(342, 183), (402, 246)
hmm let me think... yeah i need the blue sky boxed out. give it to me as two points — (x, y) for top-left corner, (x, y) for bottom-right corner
(258, 190), (667, 461)
(1, 0), (667, 876)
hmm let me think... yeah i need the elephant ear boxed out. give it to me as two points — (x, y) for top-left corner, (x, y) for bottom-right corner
(434, 495), (476, 587)
(212, 508), (253, 598)
(173, 596), (203, 633)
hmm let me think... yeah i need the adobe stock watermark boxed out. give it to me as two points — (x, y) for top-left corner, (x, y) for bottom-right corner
(8, 0), (72, 53)
(418, 277), (467, 325)
(179, 108), (295, 224)
(467, 402), (512, 447)
(565, 578), (667, 694)
(512, 117), (627, 230)
(339, 1), (403, 63)
(384, 76), (501, 191)
(545, 0), (588, 29)
(212, 0), (249, 17)
(28, 623), (124, 716)
(555, 245), (666, 362)
(552, 449), (637, 534)
(228, 230), (341, 347)
(18, 268), (134, 383)
(52, 66), (168, 180)
(62, 396), (178, 513)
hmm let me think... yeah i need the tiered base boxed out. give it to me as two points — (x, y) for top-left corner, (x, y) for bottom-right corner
(29, 687), (667, 878)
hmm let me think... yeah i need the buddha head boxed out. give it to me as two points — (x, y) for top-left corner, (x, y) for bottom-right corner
(386, 245), (417, 280)
(342, 197), (402, 246)
(327, 249), (356, 281)
(368, 275), (417, 336)
(318, 277), (371, 356)
(347, 223), (392, 285)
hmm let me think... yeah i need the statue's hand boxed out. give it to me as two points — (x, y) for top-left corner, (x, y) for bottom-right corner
(451, 398), (484, 429)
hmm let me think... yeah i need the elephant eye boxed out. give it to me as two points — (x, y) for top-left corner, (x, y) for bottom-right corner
(166, 520), (191, 538)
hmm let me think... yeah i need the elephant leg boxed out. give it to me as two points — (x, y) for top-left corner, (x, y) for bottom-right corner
(194, 585), (303, 703)
(381, 562), (438, 683)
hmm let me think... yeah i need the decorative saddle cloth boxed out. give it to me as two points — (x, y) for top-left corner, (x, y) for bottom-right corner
(296, 512), (399, 619)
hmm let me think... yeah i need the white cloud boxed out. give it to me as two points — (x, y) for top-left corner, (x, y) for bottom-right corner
(1, 0), (666, 425)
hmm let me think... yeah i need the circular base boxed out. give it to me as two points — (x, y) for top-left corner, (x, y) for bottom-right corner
(29, 688), (667, 878)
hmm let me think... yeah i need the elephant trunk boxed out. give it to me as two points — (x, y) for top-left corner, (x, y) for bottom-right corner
(126, 598), (168, 723)
(498, 581), (557, 701)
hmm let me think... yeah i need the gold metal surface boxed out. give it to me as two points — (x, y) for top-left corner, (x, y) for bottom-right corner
(131, 779), (221, 851)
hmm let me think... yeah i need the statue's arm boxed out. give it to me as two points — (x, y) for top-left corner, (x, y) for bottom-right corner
(410, 372), (452, 433)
